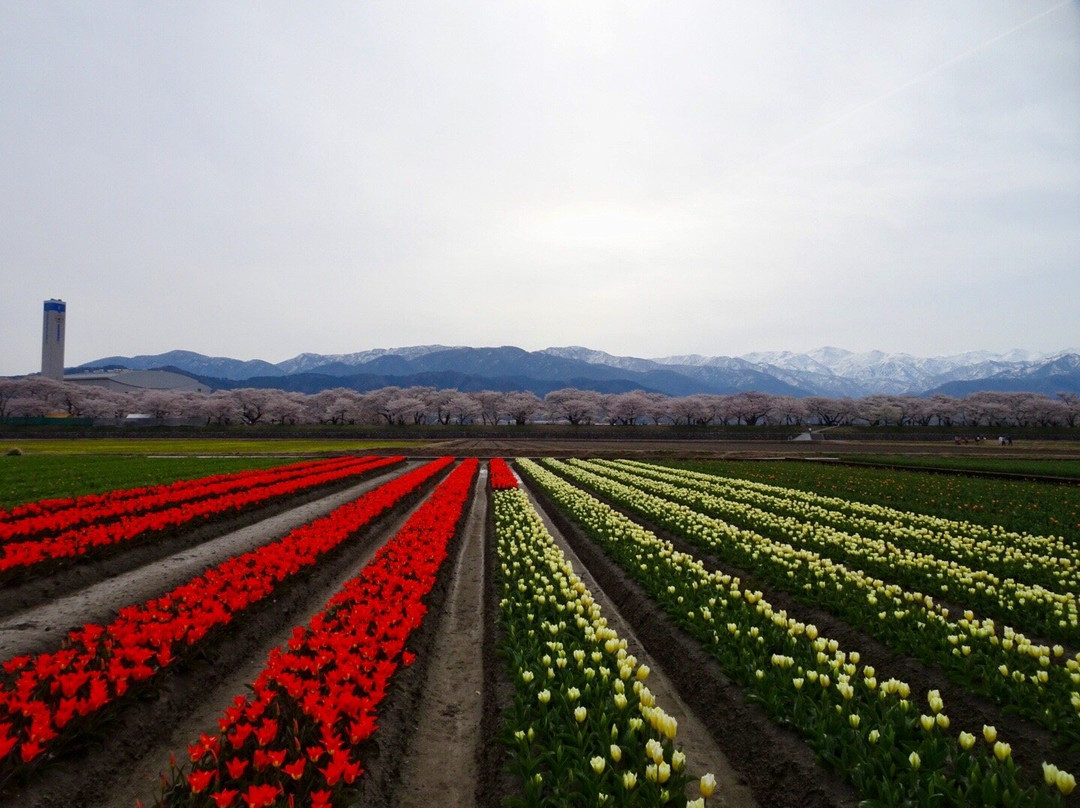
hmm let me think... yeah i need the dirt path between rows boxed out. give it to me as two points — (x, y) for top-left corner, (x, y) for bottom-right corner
(393, 466), (488, 808)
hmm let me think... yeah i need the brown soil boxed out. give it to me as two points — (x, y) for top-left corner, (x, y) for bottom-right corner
(392, 466), (489, 807)
(418, 437), (1080, 462)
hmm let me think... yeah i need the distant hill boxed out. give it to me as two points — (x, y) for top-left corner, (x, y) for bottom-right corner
(200, 370), (667, 397)
(925, 354), (1080, 396)
(74, 345), (1080, 398)
(79, 350), (284, 381)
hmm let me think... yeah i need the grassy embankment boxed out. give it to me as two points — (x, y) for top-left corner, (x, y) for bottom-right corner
(841, 454), (1080, 479)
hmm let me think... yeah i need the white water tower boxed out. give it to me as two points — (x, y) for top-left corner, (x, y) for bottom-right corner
(41, 299), (66, 380)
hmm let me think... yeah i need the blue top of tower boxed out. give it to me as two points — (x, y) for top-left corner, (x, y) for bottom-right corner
(44, 299), (66, 313)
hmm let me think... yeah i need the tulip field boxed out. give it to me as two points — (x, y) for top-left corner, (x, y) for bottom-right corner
(0, 451), (1077, 807)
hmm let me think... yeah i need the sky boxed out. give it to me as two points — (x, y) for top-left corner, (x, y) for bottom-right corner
(2, 1), (1078, 375)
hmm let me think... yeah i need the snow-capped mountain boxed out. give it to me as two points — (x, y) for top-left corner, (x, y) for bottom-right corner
(73, 346), (1080, 398)
(276, 345), (458, 375)
(687, 348), (1072, 397)
(540, 346), (669, 374)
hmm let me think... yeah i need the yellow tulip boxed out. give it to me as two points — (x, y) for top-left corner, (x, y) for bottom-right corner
(699, 773), (717, 798)
(1057, 769), (1076, 796)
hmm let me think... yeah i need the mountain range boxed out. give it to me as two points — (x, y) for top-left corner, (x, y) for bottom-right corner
(75, 346), (1080, 399)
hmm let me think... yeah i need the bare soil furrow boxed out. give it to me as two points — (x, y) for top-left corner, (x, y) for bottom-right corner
(394, 466), (488, 808)
(346, 469), (478, 808)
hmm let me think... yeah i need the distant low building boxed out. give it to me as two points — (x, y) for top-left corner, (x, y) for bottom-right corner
(64, 368), (211, 393)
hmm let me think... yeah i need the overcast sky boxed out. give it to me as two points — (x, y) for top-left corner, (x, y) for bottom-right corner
(2, 2), (1078, 375)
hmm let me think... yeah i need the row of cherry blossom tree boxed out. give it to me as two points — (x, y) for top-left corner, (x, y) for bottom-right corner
(1, 377), (1078, 428)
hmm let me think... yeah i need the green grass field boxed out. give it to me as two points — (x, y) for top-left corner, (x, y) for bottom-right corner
(662, 459), (1080, 545)
(0, 438), (417, 456)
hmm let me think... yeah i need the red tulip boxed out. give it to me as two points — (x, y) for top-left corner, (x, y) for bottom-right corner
(187, 768), (215, 793)
(225, 756), (249, 780)
(210, 790), (239, 808)
(241, 783), (280, 808)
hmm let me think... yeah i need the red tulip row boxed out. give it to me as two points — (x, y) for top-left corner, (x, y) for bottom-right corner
(0, 456), (349, 530)
(150, 458), (479, 808)
(0, 457), (455, 782)
(488, 457), (518, 490)
(0, 456), (384, 541)
(0, 456), (406, 577)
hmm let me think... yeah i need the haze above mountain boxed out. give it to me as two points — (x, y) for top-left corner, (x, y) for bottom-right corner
(77, 345), (1080, 399)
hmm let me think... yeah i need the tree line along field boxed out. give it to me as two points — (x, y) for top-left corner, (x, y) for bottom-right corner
(4, 375), (1080, 428)
(0, 451), (1077, 806)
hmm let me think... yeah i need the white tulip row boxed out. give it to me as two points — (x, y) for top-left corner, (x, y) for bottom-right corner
(571, 458), (1078, 641)
(612, 458), (1076, 589)
(516, 458), (1076, 805)
(493, 486), (715, 806)
(537, 458), (1080, 739)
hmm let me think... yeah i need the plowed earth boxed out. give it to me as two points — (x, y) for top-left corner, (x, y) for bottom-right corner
(1, 455), (1069, 807)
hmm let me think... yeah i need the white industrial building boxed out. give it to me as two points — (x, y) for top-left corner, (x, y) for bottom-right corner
(63, 369), (211, 393)
(35, 298), (211, 393)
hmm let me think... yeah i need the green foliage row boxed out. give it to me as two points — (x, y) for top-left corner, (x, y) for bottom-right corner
(660, 461), (1080, 545)
(847, 456), (1080, 479)
(0, 438), (411, 456)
